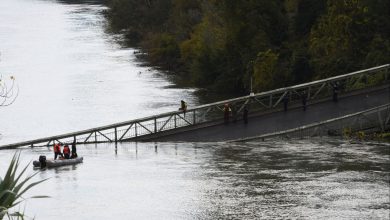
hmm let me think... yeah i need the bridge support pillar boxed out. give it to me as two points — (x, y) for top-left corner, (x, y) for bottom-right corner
(115, 127), (118, 143)
(154, 118), (157, 133)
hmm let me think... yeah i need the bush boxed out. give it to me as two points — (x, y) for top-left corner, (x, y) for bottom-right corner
(0, 153), (48, 220)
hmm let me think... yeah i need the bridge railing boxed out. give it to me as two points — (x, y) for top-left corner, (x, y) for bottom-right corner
(0, 64), (389, 149)
(231, 103), (390, 141)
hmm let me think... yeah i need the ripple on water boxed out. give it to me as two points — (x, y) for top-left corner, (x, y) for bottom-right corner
(0, 140), (389, 219)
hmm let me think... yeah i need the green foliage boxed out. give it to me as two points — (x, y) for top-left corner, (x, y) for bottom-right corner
(106, 0), (172, 45)
(253, 50), (279, 91)
(294, 0), (326, 36)
(309, 0), (370, 78)
(106, 0), (390, 94)
(363, 34), (390, 67)
(0, 153), (48, 220)
(309, 0), (390, 78)
(143, 33), (181, 68)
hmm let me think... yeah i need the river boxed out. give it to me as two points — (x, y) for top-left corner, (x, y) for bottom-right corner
(0, 0), (197, 145)
(0, 0), (389, 219)
(0, 140), (389, 219)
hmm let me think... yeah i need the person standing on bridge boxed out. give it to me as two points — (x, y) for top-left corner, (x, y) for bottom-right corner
(53, 143), (63, 160)
(283, 93), (289, 112)
(332, 82), (339, 102)
(179, 100), (187, 115)
(224, 103), (232, 124)
(243, 105), (249, 124)
(301, 90), (307, 111)
(232, 104), (237, 123)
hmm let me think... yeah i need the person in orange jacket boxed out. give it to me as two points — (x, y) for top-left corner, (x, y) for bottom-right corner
(63, 144), (71, 159)
(54, 143), (63, 160)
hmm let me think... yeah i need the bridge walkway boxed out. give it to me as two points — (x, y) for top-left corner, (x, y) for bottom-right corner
(150, 87), (389, 142)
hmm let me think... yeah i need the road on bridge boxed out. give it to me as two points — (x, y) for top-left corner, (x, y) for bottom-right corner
(150, 87), (389, 142)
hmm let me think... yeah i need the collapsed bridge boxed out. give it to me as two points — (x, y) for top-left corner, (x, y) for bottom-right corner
(0, 64), (389, 149)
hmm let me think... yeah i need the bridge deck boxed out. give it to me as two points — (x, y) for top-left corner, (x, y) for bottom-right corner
(151, 87), (390, 142)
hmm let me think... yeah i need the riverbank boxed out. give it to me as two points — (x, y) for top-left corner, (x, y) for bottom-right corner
(346, 131), (390, 142)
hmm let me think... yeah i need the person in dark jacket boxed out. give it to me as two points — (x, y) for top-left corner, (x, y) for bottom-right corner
(301, 90), (307, 111)
(243, 105), (249, 124)
(179, 100), (187, 115)
(332, 82), (339, 102)
(283, 93), (289, 112)
(71, 142), (78, 158)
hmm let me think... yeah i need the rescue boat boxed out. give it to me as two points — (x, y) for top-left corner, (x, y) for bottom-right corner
(33, 155), (83, 168)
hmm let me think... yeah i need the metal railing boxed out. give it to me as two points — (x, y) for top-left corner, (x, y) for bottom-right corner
(0, 64), (389, 149)
(231, 103), (390, 141)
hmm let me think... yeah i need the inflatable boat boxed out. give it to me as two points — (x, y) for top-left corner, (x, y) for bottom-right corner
(33, 156), (83, 168)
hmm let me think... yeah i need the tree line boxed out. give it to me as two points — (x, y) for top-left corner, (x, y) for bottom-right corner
(105, 0), (390, 95)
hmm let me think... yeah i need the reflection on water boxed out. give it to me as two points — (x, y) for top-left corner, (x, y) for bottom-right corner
(0, 139), (388, 219)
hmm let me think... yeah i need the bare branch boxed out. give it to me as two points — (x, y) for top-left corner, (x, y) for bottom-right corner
(0, 75), (18, 107)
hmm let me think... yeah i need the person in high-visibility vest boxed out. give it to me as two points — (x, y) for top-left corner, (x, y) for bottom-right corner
(53, 143), (64, 160)
(63, 145), (71, 159)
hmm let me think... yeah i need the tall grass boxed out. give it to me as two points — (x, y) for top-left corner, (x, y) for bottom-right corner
(0, 153), (48, 220)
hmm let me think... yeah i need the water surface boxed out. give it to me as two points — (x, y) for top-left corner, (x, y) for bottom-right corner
(0, 0), (197, 145)
(0, 139), (388, 219)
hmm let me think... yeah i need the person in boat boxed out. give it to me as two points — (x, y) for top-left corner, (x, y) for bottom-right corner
(63, 144), (71, 159)
(54, 143), (63, 160)
(71, 142), (78, 158)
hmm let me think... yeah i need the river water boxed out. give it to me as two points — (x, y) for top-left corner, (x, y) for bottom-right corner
(0, 140), (389, 219)
(0, 0), (197, 145)
(0, 0), (389, 219)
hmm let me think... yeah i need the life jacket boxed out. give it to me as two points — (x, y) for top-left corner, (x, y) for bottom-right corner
(63, 146), (70, 154)
(54, 144), (61, 153)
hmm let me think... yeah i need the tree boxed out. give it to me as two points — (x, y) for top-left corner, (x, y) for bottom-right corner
(253, 49), (279, 92)
(309, 0), (372, 78)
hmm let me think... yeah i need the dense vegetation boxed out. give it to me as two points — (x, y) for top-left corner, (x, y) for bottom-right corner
(105, 0), (390, 94)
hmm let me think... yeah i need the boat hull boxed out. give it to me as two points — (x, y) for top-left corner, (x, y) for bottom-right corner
(33, 157), (83, 168)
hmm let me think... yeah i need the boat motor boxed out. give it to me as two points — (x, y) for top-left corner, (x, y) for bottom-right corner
(39, 155), (47, 168)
